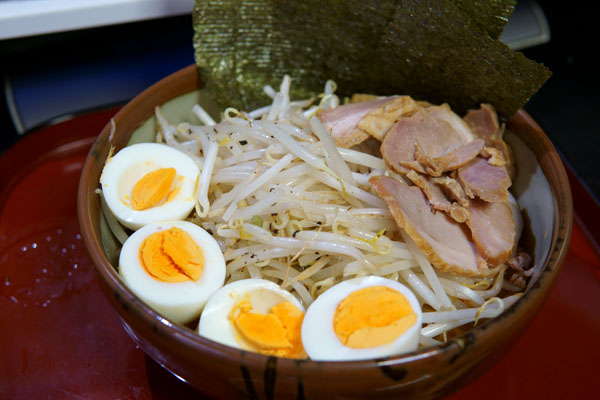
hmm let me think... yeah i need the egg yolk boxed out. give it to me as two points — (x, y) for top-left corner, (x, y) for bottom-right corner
(230, 299), (307, 359)
(131, 167), (177, 210)
(139, 227), (204, 282)
(333, 286), (416, 349)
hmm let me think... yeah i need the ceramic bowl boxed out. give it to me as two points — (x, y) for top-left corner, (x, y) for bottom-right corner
(78, 64), (573, 399)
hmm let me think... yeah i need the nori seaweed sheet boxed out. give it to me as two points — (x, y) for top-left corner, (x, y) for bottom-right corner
(451, 0), (516, 39)
(192, 0), (550, 118)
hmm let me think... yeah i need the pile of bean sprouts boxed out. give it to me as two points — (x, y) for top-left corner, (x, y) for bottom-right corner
(102, 76), (524, 347)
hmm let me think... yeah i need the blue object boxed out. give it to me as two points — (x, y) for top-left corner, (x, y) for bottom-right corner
(8, 39), (194, 132)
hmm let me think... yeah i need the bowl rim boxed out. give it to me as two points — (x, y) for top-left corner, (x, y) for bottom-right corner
(77, 64), (574, 377)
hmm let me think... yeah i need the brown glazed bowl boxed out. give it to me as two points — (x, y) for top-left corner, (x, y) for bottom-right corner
(78, 65), (573, 399)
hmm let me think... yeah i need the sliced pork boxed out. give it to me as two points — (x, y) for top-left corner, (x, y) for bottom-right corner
(370, 175), (489, 277)
(465, 199), (516, 265)
(480, 146), (507, 167)
(405, 171), (470, 223)
(381, 104), (482, 176)
(449, 203), (470, 223)
(463, 103), (515, 178)
(426, 104), (476, 142)
(415, 137), (485, 176)
(380, 112), (426, 174)
(508, 252), (532, 274)
(350, 94), (379, 103)
(463, 103), (499, 139)
(405, 170), (452, 213)
(456, 157), (511, 202)
(357, 96), (523, 276)
(430, 175), (470, 207)
(316, 96), (392, 148)
(357, 96), (420, 140)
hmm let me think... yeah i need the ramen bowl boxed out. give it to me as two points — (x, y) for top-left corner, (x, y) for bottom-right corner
(78, 65), (572, 399)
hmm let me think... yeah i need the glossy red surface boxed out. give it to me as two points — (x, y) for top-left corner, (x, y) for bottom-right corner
(1, 109), (598, 399)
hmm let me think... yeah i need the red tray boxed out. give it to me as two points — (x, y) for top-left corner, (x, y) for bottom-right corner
(1, 109), (598, 399)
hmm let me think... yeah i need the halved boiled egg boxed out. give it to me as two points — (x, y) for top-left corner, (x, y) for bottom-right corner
(301, 276), (422, 361)
(198, 279), (307, 359)
(119, 220), (225, 324)
(101, 142), (199, 230)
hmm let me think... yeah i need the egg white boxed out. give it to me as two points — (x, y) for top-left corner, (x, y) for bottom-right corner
(301, 276), (422, 361)
(100, 142), (199, 230)
(198, 279), (305, 351)
(119, 220), (225, 325)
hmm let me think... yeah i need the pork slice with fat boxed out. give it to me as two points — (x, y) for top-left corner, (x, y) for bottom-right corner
(463, 103), (515, 178)
(405, 170), (452, 213)
(380, 112), (428, 174)
(316, 96), (392, 148)
(357, 96), (421, 141)
(370, 176), (489, 276)
(430, 175), (470, 207)
(426, 104), (476, 143)
(465, 199), (516, 266)
(381, 104), (482, 176)
(405, 171), (471, 223)
(412, 105), (482, 175)
(457, 157), (511, 202)
(463, 103), (499, 140)
(415, 137), (485, 176)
